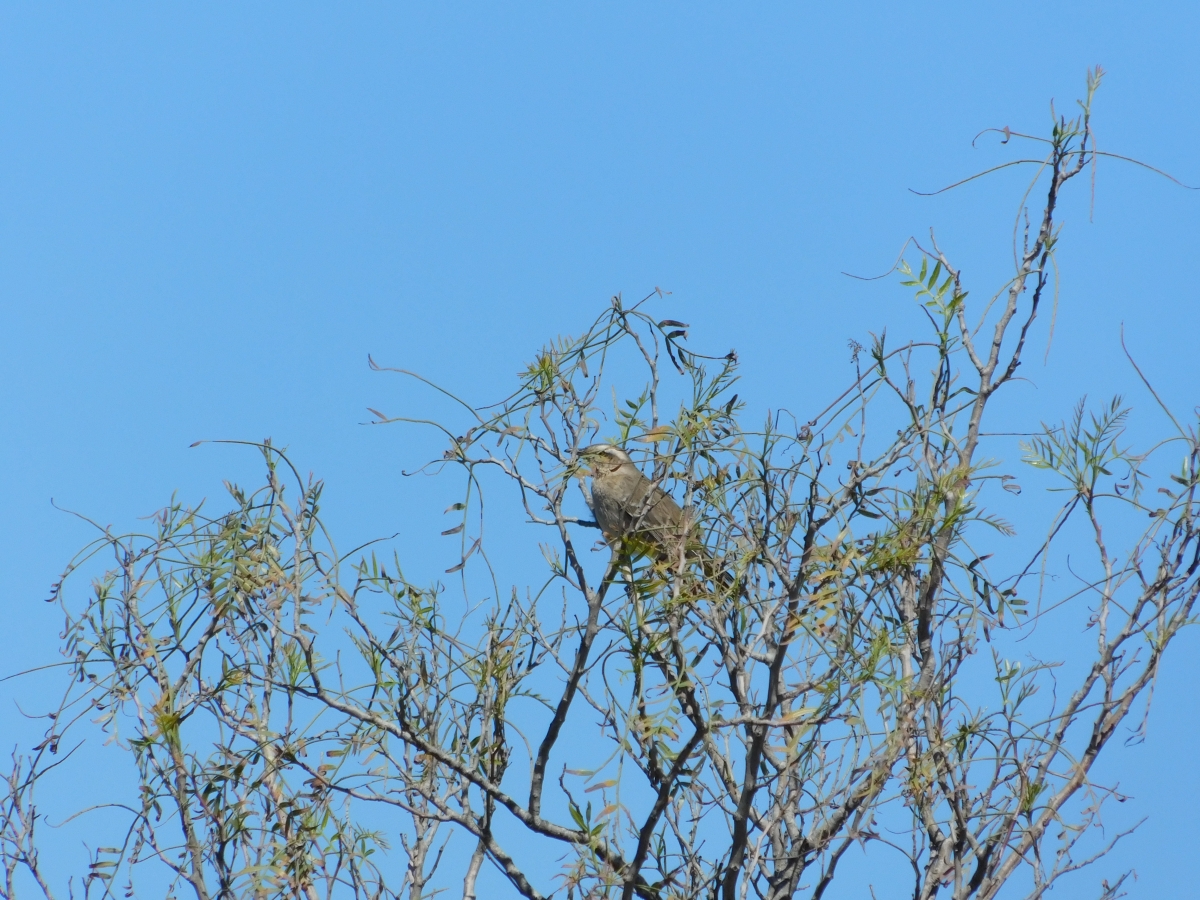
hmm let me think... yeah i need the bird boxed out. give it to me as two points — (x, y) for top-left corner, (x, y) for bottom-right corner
(579, 444), (732, 592)
(579, 443), (690, 562)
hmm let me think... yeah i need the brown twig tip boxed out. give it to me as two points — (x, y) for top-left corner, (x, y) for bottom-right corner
(909, 159), (1046, 196)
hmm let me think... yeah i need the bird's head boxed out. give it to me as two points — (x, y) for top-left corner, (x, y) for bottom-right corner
(579, 443), (635, 477)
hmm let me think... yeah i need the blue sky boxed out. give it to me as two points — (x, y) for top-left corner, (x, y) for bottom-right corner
(1, 3), (1197, 896)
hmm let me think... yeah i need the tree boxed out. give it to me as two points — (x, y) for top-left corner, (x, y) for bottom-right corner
(3, 69), (1197, 900)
